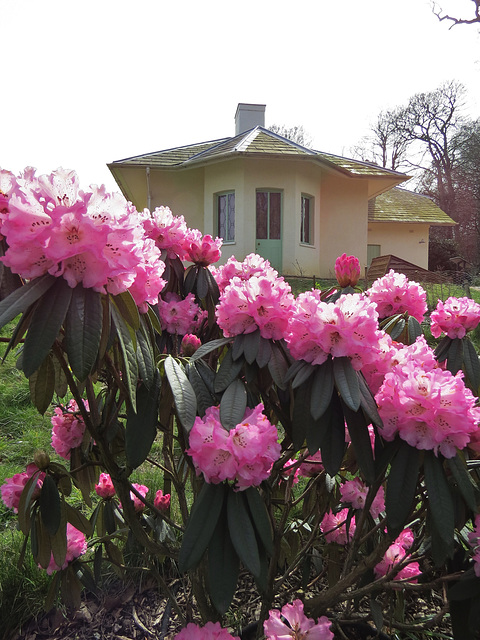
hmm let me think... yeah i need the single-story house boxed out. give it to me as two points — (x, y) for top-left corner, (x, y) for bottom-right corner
(108, 103), (455, 278)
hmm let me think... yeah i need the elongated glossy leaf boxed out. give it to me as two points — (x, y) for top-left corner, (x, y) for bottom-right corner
(50, 499), (67, 569)
(220, 379), (247, 430)
(34, 512), (53, 569)
(447, 337), (463, 375)
(164, 356), (197, 433)
(256, 336), (272, 368)
(2, 307), (33, 363)
(386, 440), (420, 538)
(407, 315), (423, 344)
(179, 483), (225, 573)
(207, 506), (240, 615)
(390, 318), (406, 341)
(333, 357), (360, 411)
(424, 451), (454, 546)
(0, 274), (56, 330)
(232, 333), (246, 361)
(214, 348), (244, 393)
(320, 392), (347, 477)
(187, 362), (216, 417)
(358, 373), (383, 429)
(463, 337), (480, 393)
(111, 290), (140, 331)
(342, 401), (376, 485)
(28, 353), (55, 415)
(244, 329), (261, 365)
(196, 266), (209, 299)
(64, 502), (92, 536)
(292, 361), (316, 389)
(22, 277), (73, 378)
(126, 369), (160, 468)
(447, 454), (478, 512)
(227, 489), (261, 578)
(268, 342), (289, 390)
(64, 286), (103, 381)
(285, 359), (307, 384)
(311, 358), (334, 420)
(245, 487), (273, 555)
(190, 337), (232, 362)
(17, 471), (42, 535)
(380, 313), (403, 333)
(434, 335), (452, 363)
(111, 304), (138, 412)
(292, 382), (311, 451)
(136, 326), (156, 390)
(40, 475), (61, 536)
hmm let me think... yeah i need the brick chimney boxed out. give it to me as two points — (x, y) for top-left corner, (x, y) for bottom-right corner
(235, 103), (266, 135)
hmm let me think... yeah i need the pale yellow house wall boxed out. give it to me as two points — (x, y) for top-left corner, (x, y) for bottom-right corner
(318, 176), (369, 278)
(368, 222), (430, 269)
(149, 168), (205, 231)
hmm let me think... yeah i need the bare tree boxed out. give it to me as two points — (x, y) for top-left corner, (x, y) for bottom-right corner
(268, 124), (313, 148)
(350, 108), (409, 171)
(432, 0), (480, 27)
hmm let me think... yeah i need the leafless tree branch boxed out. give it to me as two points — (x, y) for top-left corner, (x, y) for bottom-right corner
(432, 0), (480, 27)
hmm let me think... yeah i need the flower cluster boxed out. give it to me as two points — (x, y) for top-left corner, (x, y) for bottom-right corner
(95, 473), (116, 499)
(366, 269), (427, 322)
(375, 357), (480, 458)
(157, 292), (206, 335)
(468, 515), (480, 578)
(175, 621), (239, 640)
(211, 253), (278, 293)
(1, 463), (43, 513)
(320, 508), (356, 545)
(187, 404), (281, 490)
(286, 291), (382, 370)
(334, 253), (361, 288)
(216, 269), (295, 340)
(340, 478), (385, 518)
(51, 400), (87, 460)
(430, 296), (480, 339)
(45, 523), (87, 575)
(0, 168), (166, 308)
(374, 528), (421, 582)
(264, 599), (334, 640)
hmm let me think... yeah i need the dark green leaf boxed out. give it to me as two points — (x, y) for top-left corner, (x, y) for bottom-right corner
(358, 373), (383, 429)
(190, 337), (232, 362)
(227, 489), (261, 578)
(126, 369), (160, 468)
(28, 353), (55, 414)
(164, 356), (197, 433)
(136, 325), (156, 389)
(268, 342), (289, 390)
(187, 362), (216, 417)
(448, 569), (480, 601)
(310, 358), (334, 420)
(447, 337), (464, 375)
(111, 304), (138, 412)
(342, 402), (376, 485)
(64, 502), (92, 536)
(285, 359), (308, 384)
(64, 286), (102, 381)
(333, 357), (360, 411)
(447, 454), (478, 512)
(232, 334), (246, 361)
(390, 318), (406, 341)
(17, 471), (42, 535)
(0, 274), (56, 331)
(292, 382), (315, 451)
(320, 392), (347, 477)
(22, 277), (73, 378)
(50, 498), (67, 569)
(386, 439), (420, 538)
(214, 348), (244, 393)
(111, 290), (140, 331)
(220, 379), (247, 430)
(245, 487), (273, 555)
(179, 483), (225, 573)
(434, 335), (452, 363)
(207, 506), (239, 615)
(244, 329), (261, 365)
(292, 361), (316, 389)
(196, 266), (209, 299)
(463, 337), (480, 393)
(40, 475), (61, 536)
(256, 337), (272, 368)
(424, 451), (455, 546)
(407, 316), (423, 344)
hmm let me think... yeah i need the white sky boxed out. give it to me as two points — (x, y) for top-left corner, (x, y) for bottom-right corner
(3, 0), (480, 195)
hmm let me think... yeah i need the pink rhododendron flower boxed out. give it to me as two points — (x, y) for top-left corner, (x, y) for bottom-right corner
(211, 253), (278, 294)
(181, 333), (202, 356)
(187, 404), (281, 490)
(282, 459), (300, 484)
(130, 483), (149, 512)
(264, 599), (334, 640)
(175, 621), (239, 640)
(143, 206), (191, 260)
(374, 529), (420, 582)
(186, 229), (222, 266)
(468, 515), (480, 577)
(375, 360), (480, 458)
(366, 270), (427, 322)
(334, 253), (361, 288)
(158, 292), (206, 335)
(320, 508), (356, 545)
(298, 450), (324, 477)
(286, 291), (382, 370)
(1, 463), (43, 513)
(154, 489), (171, 511)
(216, 271), (295, 340)
(95, 473), (116, 499)
(44, 523), (87, 575)
(51, 399), (88, 460)
(430, 296), (480, 339)
(340, 478), (385, 518)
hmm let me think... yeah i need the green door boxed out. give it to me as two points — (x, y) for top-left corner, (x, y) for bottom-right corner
(256, 191), (282, 272)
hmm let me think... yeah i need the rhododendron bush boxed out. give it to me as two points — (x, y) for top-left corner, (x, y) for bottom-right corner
(2, 168), (480, 639)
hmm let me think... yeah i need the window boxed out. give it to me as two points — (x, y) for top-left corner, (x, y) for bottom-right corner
(367, 244), (381, 266)
(300, 195), (313, 244)
(256, 191), (281, 239)
(217, 192), (235, 242)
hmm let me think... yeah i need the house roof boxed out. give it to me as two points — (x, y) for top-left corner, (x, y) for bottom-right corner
(368, 187), (456, 226)
(109, 127), (408, 181)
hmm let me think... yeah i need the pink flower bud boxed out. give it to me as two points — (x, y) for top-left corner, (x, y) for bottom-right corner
(181, 333), (202, 356)
(154, 489), (171, 511)
(95, 473), (116, 499)
(334, 253), (361, 288)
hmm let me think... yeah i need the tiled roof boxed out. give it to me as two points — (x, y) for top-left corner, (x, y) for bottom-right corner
(110, 127), (406, 180)
(368, 187), (456, 226)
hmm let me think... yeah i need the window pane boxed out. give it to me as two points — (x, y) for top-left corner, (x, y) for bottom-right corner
(227, 193), (235, 242)
(218, 194), (226, 239)
(269, 192), (281, 240)
(256, 192), (268, 239)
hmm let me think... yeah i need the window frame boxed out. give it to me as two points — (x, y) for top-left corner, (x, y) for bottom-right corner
(300, 194), (314, 245)
(216, 191), (236, 244)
